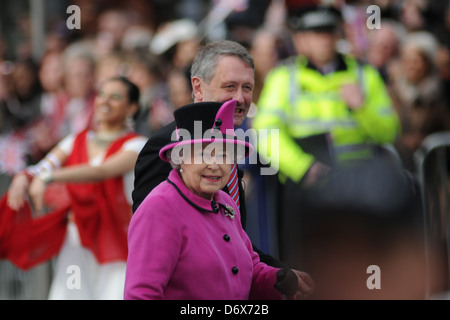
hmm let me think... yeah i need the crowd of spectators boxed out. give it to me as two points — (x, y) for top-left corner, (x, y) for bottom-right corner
(0, 0), (449, 299)
(0, 0), (449, 176)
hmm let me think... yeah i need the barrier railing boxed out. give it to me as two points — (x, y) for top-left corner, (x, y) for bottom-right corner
(414, 131), (450, 296)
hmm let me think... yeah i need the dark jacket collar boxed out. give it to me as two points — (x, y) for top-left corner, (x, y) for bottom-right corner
(305, 53), (348, 75)
(167, 169), (218, 213)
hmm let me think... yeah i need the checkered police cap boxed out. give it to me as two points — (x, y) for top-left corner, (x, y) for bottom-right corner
(288, 5), (342, 32)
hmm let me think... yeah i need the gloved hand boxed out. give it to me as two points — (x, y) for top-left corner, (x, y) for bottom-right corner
(274, 268), (299, 297)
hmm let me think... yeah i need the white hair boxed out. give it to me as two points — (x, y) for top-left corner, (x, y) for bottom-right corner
(402, 31), (440, 63)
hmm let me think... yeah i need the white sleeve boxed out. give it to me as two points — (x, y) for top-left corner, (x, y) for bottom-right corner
(55, 133), (76, 155)
(122, 136), (147, 154)
(122, 136), (148, 204)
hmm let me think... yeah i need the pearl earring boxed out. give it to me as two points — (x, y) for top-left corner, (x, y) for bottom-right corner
(180, 168), (184, 173)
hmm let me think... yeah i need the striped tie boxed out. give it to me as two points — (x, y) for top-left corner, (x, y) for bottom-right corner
(227, 164), (240, 207)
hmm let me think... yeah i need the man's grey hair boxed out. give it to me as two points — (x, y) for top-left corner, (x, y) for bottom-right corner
(190, 40), (255, 84)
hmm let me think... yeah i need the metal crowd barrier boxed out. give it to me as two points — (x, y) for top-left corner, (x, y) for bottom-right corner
(414, 131), (450, 294)
(0, 174), (52, 300)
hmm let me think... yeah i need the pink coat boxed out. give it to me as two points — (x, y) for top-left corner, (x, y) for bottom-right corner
(124, 169), (283, 300)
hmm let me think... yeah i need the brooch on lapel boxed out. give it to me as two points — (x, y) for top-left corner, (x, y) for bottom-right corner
(224, 204), (235, 220)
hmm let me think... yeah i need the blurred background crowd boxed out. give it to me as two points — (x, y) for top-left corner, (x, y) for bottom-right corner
(0, 0), (449, 299)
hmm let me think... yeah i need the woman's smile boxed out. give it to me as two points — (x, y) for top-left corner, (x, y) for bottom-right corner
(202, 175), (222, 183)
(178, 143), (234, 200)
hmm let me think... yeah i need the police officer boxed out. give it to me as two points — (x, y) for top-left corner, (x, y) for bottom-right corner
(252, 4), (401, 264)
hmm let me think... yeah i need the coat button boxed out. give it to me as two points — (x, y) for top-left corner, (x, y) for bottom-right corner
(223, 234), (230, 242)
(232, 266), (239, 274)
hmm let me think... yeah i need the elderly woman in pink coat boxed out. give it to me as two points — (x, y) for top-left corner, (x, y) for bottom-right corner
(124, 100), (314, 300)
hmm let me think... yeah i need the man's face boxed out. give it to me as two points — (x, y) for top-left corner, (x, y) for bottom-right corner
(294, 30), (337, 65)
(192, 55), (254, 127)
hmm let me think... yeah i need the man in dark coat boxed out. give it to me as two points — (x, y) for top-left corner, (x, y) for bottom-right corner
(132, 40), (284, 268)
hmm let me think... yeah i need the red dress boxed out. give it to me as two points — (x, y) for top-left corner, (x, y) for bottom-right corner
(0, 129), (139, 270)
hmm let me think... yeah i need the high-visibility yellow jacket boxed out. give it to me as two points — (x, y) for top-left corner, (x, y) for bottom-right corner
(252, 54), (400, 183)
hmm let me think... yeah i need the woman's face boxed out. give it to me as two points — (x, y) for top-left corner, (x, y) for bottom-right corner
(401, 47), (428, 84)
(294, 30), (337, 66)
(39, 52), (64, 92)
(64, 57), (95, 98)
(94, 80), (136, 128)
(180, 143), (234, 200)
